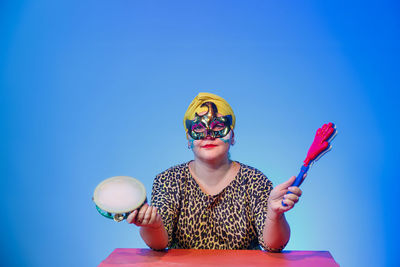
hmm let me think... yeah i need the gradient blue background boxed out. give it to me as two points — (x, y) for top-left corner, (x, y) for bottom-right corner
(1, 1), (399, 266)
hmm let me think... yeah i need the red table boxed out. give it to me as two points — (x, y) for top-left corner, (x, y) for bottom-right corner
(99, 248), (339, 267)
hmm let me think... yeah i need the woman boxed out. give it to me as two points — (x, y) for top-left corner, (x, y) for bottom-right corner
(127, 92), (303, 252)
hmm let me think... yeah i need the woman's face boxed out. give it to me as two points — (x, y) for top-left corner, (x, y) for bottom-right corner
(189, 111), (234, 162)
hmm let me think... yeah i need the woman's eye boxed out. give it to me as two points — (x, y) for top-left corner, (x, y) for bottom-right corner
(211, 123), (225, 131)
(192, 125), (206, 133)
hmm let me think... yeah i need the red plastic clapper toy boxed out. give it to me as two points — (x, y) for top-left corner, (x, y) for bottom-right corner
(282, 123), (337, 206)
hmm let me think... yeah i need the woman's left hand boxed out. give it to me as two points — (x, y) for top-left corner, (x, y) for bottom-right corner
(267, 175), (304, 220)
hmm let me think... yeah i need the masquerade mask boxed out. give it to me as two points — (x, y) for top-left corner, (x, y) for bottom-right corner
(185, 102), (232, 140)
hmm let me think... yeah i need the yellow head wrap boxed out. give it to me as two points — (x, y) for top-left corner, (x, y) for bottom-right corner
(183, 92), (236, 134)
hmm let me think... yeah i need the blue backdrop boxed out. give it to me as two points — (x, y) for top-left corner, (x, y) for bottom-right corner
(1, 1), (399, 266)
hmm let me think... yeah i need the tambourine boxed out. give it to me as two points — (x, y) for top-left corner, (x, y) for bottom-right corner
(93, 176), (147, 222)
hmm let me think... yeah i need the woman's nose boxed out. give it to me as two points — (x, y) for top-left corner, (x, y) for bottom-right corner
(205, 130), (215, 140)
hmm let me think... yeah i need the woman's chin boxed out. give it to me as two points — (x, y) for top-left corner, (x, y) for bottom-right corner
(196, 150), (229, 162)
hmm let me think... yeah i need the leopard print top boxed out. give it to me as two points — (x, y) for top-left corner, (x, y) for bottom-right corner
(151, 161), (286, 252)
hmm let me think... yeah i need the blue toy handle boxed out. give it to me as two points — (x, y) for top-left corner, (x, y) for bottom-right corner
(282, 165), (309, 207)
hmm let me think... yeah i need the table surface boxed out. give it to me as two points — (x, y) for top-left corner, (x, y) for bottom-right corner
(99, 248), (340, 267)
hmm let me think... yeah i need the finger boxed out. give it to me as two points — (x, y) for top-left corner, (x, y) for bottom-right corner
(137, 204), (149, 223)
(325, 123), (331, 134)
(322, 140), (329, 150)
(129, 210), (141, 226)
(156, 213), (162, 223)
(148, 207), (158, 225)
(282, 198), (295, 208)
(323, 124), (333, 139)
(324, 123), (330, 132)
(287, 186), (303, 197)
(322, 123), (328, 134)
(327, 124), (334, 136)
(275, 176), (296, 191)
(284, 193), (299, 203)
(142, 206), (154, 224)
(126, 210), (137, 224)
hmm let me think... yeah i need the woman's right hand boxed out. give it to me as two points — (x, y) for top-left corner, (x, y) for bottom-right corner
(127, 203), (163, 229)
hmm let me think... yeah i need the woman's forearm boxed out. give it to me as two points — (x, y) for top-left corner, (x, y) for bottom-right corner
(262, 211), (290, 251)
(139, 224), (169, 250)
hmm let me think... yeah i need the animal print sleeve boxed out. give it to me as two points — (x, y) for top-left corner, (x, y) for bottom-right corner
(250, 169), (286, 252)
(151, 169), (180, 249)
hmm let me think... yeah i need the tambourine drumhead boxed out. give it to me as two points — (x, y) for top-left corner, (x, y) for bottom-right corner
(93, 176), (146, 214)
